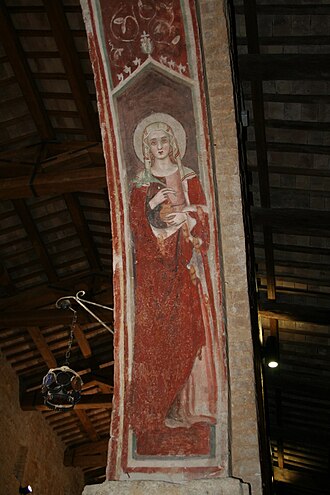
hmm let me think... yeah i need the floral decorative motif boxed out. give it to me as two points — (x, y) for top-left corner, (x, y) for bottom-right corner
(103, 0), (189, 86)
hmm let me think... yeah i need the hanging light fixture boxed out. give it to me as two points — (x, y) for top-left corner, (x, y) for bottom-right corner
(42, 303), (83, 410)
(19, 486), (32, 494)
(264, 335), (279, 369)
(41, 291), (113, 411)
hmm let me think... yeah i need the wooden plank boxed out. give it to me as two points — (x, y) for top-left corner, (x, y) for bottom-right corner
(274, 467), (330, 491)
(255, 119), (330, 132)
(73, 323), (92, 358)
(242, 5), (275, 491)
(239, 54), (330, 80)
(0, 4), (54, 140)
(247, 141), (330, 155)
(235, 4), (330, 15)
(27, 326), (57, 369)
(68, 439), (108, 456)
(252, 207), (330, 232)
(0, 261), (16, 296)
(13, 199), (58, 283)
(72, 452), (107, 468)
(0, 275), (112, 317)
(243, 0), (276, 301)
(0, 167), (106, 199)
(64, 193), (101, 271)
(21, 392), (113, 411)
(75, 409), (99, 442)
(238, 36), (330, 46)
(0, 309), (108, 327)
(245, 92), (330, 105)
(259, 300), (330, 326)
(44, 0), (100, 141)
(249, 164), (330, 178)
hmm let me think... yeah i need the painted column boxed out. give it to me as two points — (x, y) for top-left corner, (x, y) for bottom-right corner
(81, 0), (262, 493)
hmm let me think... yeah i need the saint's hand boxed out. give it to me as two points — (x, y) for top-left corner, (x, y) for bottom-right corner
(149, 187), (176, 210)
(164, 212), (187, 227)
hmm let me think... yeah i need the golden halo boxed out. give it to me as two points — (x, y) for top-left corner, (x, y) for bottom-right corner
(133, 113), (186, 163)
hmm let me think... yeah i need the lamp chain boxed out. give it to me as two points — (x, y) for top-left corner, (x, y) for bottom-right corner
(65, 309), (77, 365)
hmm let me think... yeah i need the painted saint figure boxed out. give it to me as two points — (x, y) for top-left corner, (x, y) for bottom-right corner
(129, 114), (217, 450)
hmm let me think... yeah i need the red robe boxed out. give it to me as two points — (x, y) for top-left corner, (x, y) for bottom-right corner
(129, 172), (210, 435)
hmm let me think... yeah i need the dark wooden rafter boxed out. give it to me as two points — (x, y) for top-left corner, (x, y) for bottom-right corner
(0, 167), (106, 199)
(43, 0), (100, 141)
(239, 54), (330, 81)
(259, 300), (330, 326)
(73, 323), (92, 358)
(64, 193), (102, 271)
(0, 308), (112, 327)
(21, 392), (112, 410)
(0, 4), (54, 140)
(274, 467), (330, 493)
(64, 439), (108, 468)
(238, 35), (330, 46)
(245, 92), (330, 105)
(13, 199), (58, 283)
(243, 0), (276, 300)
(235, 4), (330, 15)
(0, 261), (16, 295)
(252, 119), (330, 132)
(75, 409), (100, 442)
(0, 272), (112, 311)
(26, 326), (57, 369)
(247, 141), (330, 156)
(252, 207), (330, 233)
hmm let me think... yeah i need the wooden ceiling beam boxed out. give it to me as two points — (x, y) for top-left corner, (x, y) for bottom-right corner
(0, 4), (54, 140)
(0, 308), (112, 327)
(266, 374), (330, 400)
(43, 0), (100, 141)
(259, 300), (330, 326)
(274, 467), (330, 491)
(0, 261), (16, 296)
(250, 165), (330, 178)
(72, 452), (107, 468)
(0, 272), (112, 311)
(64, 193), (101, 271)
(252, 207), (330, 232)
(27, 326), (57, 369)
(247, 141), (330, 156)
(239, 54), (330, 81)
(13, 199), (58, 283)
(0, 167), (106, 199)
(245, 93), (330, 105)
(21, 392), (113, 411)
(253, 119), (330, 132)
(75, 409), (100, 442)
(238, 36), (330, 46)
(235, 4), (330, 15)
(67, 439), (108, 457)
(243, 0), (276, 300)
(73, 323), (92, 358)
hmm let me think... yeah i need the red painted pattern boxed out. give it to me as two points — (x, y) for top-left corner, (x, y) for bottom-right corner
(99, 0), (189, 86)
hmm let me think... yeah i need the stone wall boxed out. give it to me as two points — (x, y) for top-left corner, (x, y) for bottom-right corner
(0, 352), (84, 495)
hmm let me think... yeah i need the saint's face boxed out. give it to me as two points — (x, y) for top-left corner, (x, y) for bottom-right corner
(148, 130), (170, 161)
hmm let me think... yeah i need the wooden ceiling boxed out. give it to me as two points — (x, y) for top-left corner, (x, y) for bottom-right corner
(233, 1), (330, 494)
(0, 0), (329, 493)
(0, 0), (112, 485)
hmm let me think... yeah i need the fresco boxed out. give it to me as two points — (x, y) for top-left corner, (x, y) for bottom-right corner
(81, 0), (228, 481)
(129, 112), (217, 455)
